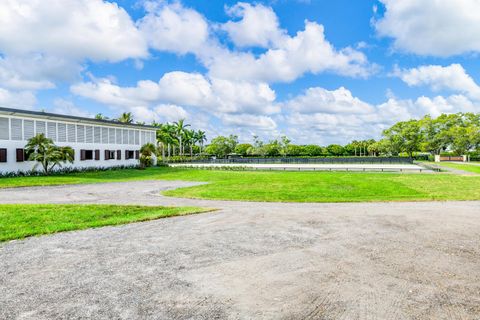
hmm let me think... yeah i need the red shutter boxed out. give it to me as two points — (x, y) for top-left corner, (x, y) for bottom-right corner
(80, 149), (86, 161)
(16, 149), (24, 162)
(95, 150), (100, 161)
(104, 150), (109, 160)
(135, 150), (139, 159)
(117, 150), (121, 160)
(0, 149), (7, 163)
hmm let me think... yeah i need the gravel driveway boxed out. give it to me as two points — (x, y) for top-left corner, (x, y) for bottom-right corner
(1, 181), (480, 319)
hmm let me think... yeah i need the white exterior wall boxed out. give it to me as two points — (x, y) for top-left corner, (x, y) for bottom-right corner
(0, 114), (157, 174)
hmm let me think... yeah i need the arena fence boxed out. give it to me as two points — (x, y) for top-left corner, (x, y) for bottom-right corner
(187, 157), (414, 164)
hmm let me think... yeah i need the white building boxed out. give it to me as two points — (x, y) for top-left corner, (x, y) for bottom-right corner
(0, 107), (157, 174)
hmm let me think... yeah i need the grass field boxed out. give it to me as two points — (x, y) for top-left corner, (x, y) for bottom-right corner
(436, 162), (480, 174)
(1, 167), (480, 202)
(0, 204), (209, 242)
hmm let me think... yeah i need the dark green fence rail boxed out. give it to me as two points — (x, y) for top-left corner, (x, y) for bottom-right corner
(188, 157), (413, 164)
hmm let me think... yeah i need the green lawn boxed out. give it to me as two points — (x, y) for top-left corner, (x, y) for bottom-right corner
(1, 167), (480, 203)
(162, 169), (480, 202)
(0, 204), (210, 242)
(435, 162), (480, 174)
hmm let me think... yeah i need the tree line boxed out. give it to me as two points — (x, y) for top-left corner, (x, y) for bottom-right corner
(202, 113), (480, 158)
(94, 111), (480, 159)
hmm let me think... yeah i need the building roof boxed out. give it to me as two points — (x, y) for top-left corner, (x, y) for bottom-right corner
(0, 107), (156, 130)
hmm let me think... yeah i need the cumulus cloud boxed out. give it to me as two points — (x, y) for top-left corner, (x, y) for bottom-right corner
(285, 87), (374, 114)
(219, 113), (277, 130)
(375, 0), (480, 56)
(153, 104), (189, 122)
(222, 2), (285, 48)
(0, 0), (147, 61)
(71, 71), (279, 115)
(0, 0), (147, 93)
(0, 87), (36, 109)
(283, 87), (480, 144)
(0, 55), (81, 91)
(394, 64), (480, 100)
(138, 1), (209, 55)
(51, 98), (93, 117)
(209, 20), (372, 82)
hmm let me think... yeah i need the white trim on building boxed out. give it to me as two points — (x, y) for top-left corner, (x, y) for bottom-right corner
(0, 107), (157, 174)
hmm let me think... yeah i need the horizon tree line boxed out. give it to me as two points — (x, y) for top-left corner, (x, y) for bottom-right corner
(95, 111), (480, 160)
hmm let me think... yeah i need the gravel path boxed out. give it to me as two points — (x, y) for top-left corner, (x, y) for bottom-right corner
(1, 181), (480, 319)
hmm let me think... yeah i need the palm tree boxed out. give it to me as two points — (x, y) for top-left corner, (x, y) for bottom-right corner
(173, 119), (190, 156)
(139, 143), (157, 169)
(183, 129), (195, 158)
(95, 113), (108, 120)
(195, 130), (207, 155)
(118, 112), (134, 124)
(25, 134), (74, 175)
(154, 123), (168, 162)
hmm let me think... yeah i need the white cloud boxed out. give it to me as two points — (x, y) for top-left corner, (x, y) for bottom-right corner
(153, 104), (189, 122)
(222, 2), (285, 48)
(395, 64), (480, 100)
(0, 87), (36, 109)
(0, 0), (147, 94)
(284, 87), (374, 114)
(138, 1), (209, 55)
(209, 20), (372, 82)
(51, 98), (93, 117)
(71, 72), (279, 115)
(0, 55), (81, 90)
(375, 0), (480, 56)
(219, 114), (277, 130)
(0, 0), (147, 61)
(283, 86), (480, 144)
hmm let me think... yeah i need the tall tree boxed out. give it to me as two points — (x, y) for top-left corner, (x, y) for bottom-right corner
(383, 120), (423, 157)
(173, 119), (190, 156)
(205, 135), (238, 158)
(195, 130), (207, 155)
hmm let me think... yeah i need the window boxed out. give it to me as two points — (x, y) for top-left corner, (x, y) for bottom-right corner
(125, 150), (135, 160)
(128, 130), (134, 145)
(24, 149), (33, 162)
(47, 122), (57, 141)
(58, 123), (67, 142)
(36, 121), (46, 135)
(0, 117), (9, 140)
(16, 149), (24, 162)
(101, 128), (108, 144)
(94, 127), (101, 143)
(141, 131), (146, 145)
(67, 124), (76, 142)
(117, 150), (121, 160)
(109, 128), (115, 144)
(135, 130), (139, 145)
(122, 129), (128, 145)
(85, 126), (93, 143)
(116, 128), (122, 144)
(24, 120), (34, 140)
(0, 148), (7, 162)
(105, 150), (115, 160)
(77, 125), (85, 143)
(11, 118), (22, 140)
(80, 149), (93, 161)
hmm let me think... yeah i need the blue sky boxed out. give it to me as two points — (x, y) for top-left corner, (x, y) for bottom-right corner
(1, 0), (480, 144)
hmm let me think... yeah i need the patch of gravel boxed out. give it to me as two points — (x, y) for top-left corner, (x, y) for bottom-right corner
(1, 181), (480, 319)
